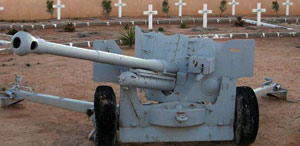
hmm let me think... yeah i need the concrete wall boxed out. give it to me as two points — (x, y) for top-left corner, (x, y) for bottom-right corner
(1, 0), (299, 20)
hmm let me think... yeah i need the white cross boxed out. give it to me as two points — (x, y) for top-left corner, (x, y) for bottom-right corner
(228, 0), (239, 16)
(175, 0), (186, 17)
(282, 0), (293, 16)
(143, 5), (158, 30)
(252, 3), (266, 26)
(198, 4), (212, 28)
(114, 0), (126, 18)
(0, 6), (4, 11)
(53, 0), (65, 20)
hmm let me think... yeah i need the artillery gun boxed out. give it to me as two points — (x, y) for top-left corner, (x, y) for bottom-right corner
(1, 27), (287, 145)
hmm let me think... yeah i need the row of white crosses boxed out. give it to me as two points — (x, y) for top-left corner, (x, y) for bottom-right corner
(51, 0), (294, 23)
(229, 0), (293, 16)
(142, 2), (263, 29)
(128, 0), (295, 29)
(175, 0), (186, 17)
(252, 3), (266, 26)
(53, 0), (65, 20)
(0, 3), (4, 13)
(228, 0), (239, 16)
(143, 5), (158, 30)
(283, 0), (293, 16)
(198, 4), (212, 28)
(251, 1), (293, 26)
(179, 0), (293, 17)
(114, 0), (126, 18)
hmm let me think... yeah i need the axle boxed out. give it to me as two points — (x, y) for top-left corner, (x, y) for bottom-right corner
(1, 76), (287, 112)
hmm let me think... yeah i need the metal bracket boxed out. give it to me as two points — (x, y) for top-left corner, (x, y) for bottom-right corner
(0, 75), (28, 107)
(0, 94), (24, 107)
(254, 78), (288, 100)
(88, 114), (96, 141)
(1, 75), (94, 112)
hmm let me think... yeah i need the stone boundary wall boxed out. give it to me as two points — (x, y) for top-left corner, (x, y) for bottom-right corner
(2, 17), (299, 31)
(0, 0), (300, 20)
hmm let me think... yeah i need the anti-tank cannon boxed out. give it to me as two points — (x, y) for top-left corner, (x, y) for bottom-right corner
(1, 26), (287, 145)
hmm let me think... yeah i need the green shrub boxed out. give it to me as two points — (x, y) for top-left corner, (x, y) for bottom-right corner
(162, 0), (170, 16)
(119, 27), (135, 47)
(7, 28), (30, 35)
(179, 23), (188, 29)
(25, 63), (31, 67)
(7, 29), (18, 35)
(0, 87), (6, 94)
(235, 16), (246, 27)
(46, 0), (54, 18)
(102, 0), (112, 18)
(64, 23), (75, 32)
(23, 29), (30, 32)
(158, 27), (164, 32)
(272, 0), (280, 16)
(1, 87), (6, 91)
(124, 24), (129, 30)
(219, 0), (227, 17)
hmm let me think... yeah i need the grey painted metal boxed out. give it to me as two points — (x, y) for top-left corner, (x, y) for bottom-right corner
(0, 94), (24, 106)
(0, 39), (12, 54)
(11, 32), (178, 73)
(8, 27), (255, 143)
(0, 40), (10, 45)
(2, 26), (288, 144)
(119, 69), (176, 91)
(134, 26), (254, 103)
(7, 90), (93, 113)
(92, 40), (127, 83)
(0, 76), (286, 111)
(0, 76), (93, 113)
(118, 27), (259, 142)
(254, 78), (287, 100)
(114, 27), (255, 142)
(119, 77), (237, 142)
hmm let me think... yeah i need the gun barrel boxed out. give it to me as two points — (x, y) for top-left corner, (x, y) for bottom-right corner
(11, 32), (178, 73)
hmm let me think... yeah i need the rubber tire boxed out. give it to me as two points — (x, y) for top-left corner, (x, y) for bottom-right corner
(234, 86), (259, 146)
(94, 86), (117, 146)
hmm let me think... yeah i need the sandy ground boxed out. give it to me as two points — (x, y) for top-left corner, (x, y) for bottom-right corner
(0, 33), (300, 145)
